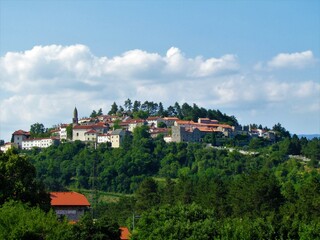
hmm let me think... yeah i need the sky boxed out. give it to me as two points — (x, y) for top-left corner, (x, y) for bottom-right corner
(0, 0), (319, 142)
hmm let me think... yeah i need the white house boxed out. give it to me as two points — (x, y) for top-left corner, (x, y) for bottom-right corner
(146, 117), (164, 128)
(97, 133), (111, 144)
(84, 129), (98, 142)
(22, 137), (60, 150)
(72, 123), (108, 142)
(127, 119), (146, 132)
(59, 124), (69, 140)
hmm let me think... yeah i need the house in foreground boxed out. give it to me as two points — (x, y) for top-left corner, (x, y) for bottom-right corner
(50, 192), (90, 222)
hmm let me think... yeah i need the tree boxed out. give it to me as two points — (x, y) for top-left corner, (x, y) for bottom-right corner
(229, 170), (284, 217)
(0, 201), (73, 240)
(157, 122), (167, 128)
(66, 124), (73, 139)
(135, 178), (160, 212)
(90, 110), (97, 118)
(273, 123), (291, 140)
(181, 102), (193, 120)
(166, 105), (176, 116)
(0, 150), (51, 211)
(174, 102), (182, 119)
(134, 203), (216, 240)
(112, 119), (122, 130)
(158, 102), (165, 117)
(72, 213), (120, 240)
(124, 98), (132, 112)
(133, 110), (148, 119)
(108, 102), (118, 115)
(132, 100), (141, 113)
(30, 122), (48, 137)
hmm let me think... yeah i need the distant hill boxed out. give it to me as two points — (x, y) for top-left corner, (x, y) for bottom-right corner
(298, 134), (320, 140)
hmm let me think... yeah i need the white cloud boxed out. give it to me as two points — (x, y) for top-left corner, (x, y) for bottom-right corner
(0, 44), (319, 141)
(267, 50), (315, 69)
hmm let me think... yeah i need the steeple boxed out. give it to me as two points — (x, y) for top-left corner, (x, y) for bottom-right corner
(73, 107), (78, 125)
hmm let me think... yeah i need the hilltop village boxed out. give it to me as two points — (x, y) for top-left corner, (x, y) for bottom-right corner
(4, 106), (276, 152)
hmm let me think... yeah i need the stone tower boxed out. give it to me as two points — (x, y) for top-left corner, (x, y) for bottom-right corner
(73, 107), (78, 125)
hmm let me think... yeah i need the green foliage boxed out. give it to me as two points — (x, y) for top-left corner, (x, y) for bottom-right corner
(133, 110), (148, 119)
(66, 124), (73, 139)
(0, 150), (51, 211)
(133, 203), (216, 240)
(108, 102), (118, 115)
(90, 108), (103, 118)
(112, 119), (122, 130)
(0, 201), (73, 240)
(72, 213), (120, 240)
(30, 122), (50, 138)
(135, 178), (160, 212)
(228, 170), (284, 217)
(273, 123), (291, 140)
(157, 121), (167, 128)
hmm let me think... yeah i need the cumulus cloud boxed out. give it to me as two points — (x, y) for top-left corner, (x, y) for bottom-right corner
(0, 44), (319, 141)
(267, 50), (315, 69)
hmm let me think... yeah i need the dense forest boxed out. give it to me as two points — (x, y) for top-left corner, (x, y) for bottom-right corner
(1, 102), (320, 239)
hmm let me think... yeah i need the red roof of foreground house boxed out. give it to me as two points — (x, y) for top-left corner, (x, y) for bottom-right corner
(50, 192), (90, 206)
(120, 227), (131, 240)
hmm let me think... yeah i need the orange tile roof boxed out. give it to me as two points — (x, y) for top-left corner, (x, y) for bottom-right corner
(50, 192), (90, 206)
(120, 227), (131, 240)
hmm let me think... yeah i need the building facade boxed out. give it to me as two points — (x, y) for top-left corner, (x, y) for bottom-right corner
(12, 130), (30, 149)
(22, 137), (60, 150)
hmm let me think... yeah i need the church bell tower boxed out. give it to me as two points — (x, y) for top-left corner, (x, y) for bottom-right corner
(73, 107), (78, 125)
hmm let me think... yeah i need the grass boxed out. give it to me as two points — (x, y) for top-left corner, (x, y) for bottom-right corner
(68, 188), (133, 204)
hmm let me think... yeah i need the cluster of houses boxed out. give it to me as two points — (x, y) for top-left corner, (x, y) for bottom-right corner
(1, 107), (276, 152)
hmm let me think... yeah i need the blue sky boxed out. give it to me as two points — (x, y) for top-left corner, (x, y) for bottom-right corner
(0, 0), (319, 141)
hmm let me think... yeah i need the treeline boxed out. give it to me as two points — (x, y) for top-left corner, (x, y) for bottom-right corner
(25, 126), (319, 193)
(90, 99), (238, 126)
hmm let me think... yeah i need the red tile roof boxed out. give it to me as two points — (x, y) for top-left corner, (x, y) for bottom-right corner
(50, 192), (90, 206)
(120, 227), (131, 240)
(13, 130), (30, 136)
(85, 129), (98, 134)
